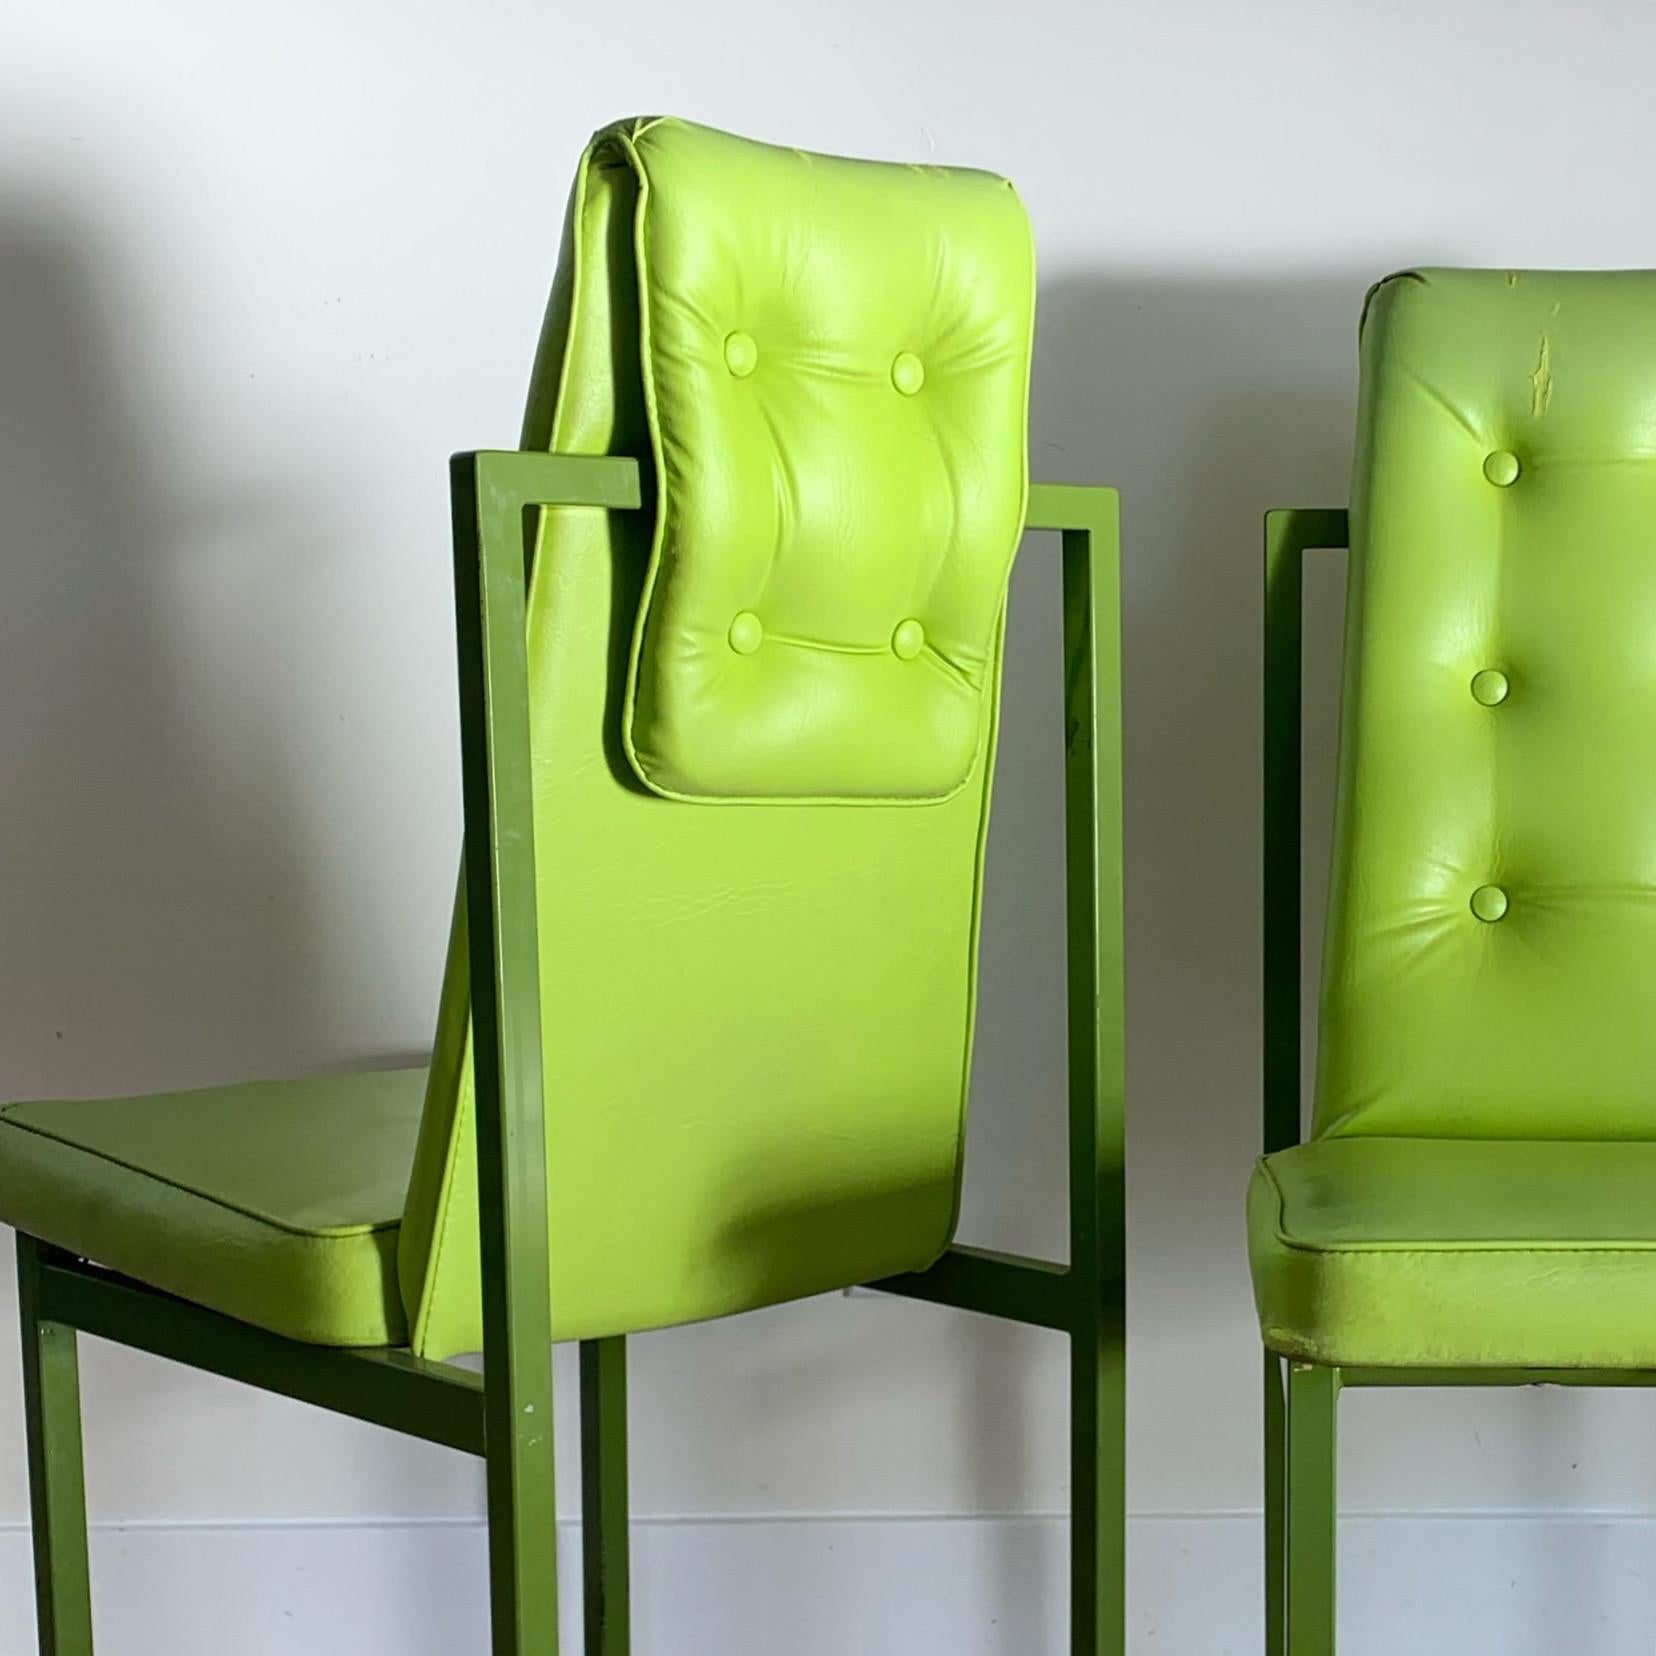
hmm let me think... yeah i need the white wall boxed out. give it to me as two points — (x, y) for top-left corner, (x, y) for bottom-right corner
(5, 0), (1656, 1649)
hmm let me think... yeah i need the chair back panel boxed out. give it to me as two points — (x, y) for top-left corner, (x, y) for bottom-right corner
(1316, 268), (1656, 1141)
(398, 119), (1034, 1356)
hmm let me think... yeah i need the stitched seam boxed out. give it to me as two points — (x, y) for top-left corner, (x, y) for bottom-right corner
(0, 1112), (396, 1240)
(405, 893), (467, 1353)
(936, 206), (1036, 1250)
(1259, 1155), (1656, 1256)
(18, 1196), (401, 1346)
(614, 120), (669, 799)
(417, 1068), (472, 1354)
(1257, 1156), (1291, 1244)
(1273, 1236), (1656, 1257)
(408, 130), (620, 1360)
(939, 602), (1010, 1255)
(409, 1019), (467, 1354)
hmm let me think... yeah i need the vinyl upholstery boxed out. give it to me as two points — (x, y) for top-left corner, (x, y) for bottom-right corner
(0, 1070), (424, 1346)
(616, 120), (1034, 803)
(1250, 269), (1656, 1368)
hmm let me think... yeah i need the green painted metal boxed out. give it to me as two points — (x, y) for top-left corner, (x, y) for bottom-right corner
(1055, 487), (1126, 1656)
(1264, 1352), (1286, 1656)
(1261, 510), (1346, 1654)
(1285, 1362), (1339, 1656)
(17, 1235), (94, 1656)
(451, 450), (644, 1656)
(873, 1242), (1073, 1331)
(875, 483), (1125, 1656)
(31, 1243), (485, 1454)
(15, 453), (1109, 1656)
(1261, 508), (1348, 1160)
(580, 1338), (630, 1656)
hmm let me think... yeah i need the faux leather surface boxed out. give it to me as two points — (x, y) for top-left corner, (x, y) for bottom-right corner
(1318, 269), (1656, 1140)
(398, 118), (1022, 1358)
(1252, 268), (1656, 1367)
(611, 118), (1034, 802)
(0, 1068), (425, 1346)
(1250, 1138), (1656, 1368)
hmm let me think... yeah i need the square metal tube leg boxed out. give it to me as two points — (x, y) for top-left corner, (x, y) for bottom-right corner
(1285, 1362), (1339, 1656)
(1071, 1316), (1126, 1654)
(581, 1337), (630, 1656)
(1264, 1352), (1287, 1656)
(17, 1234), (95, 1656)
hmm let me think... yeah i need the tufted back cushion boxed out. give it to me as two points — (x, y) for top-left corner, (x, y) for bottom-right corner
(1316, 268), (1656, 1140)
(608, 119), (1034, 802)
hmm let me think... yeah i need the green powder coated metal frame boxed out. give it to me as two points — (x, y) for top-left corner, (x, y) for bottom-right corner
(1262, 506), (1656, 1655)
(14, 454), (1124, 1656)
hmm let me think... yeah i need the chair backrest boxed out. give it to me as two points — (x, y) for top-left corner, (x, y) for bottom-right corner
(1315, 267), (1656, 1142)
(397, 118), (1036, 1358)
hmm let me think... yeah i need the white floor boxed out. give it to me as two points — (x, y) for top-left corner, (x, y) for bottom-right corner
(4, 1512), (1656, 1655)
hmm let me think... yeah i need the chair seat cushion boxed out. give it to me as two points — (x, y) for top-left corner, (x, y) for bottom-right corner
(0, 1067), (426, 1347)
(1249, 1136), (1656, 1369)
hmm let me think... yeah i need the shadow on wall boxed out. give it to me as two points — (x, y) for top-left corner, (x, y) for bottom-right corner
(965, 272), (1364, 1298)
(911, 270), (1365, 1609)
(0, 198), (325, 1102)
(0, 197), (471, 1536)
(971, 271), (1361, 1289)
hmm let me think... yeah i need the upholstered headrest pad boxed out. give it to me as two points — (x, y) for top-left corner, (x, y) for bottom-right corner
(574, 118), (1035, 803)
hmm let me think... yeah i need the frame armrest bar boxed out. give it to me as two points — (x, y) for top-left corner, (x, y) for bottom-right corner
(459, 450), (644, 514)
(1262, 508), (1349, 1157)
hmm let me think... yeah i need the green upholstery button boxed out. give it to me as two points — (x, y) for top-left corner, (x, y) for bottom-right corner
(891, 351), (925, 395)
(1483, 450), (1521, 487)
(728, 611), (764, 654)
(1471, 669), (1510, 706)
(891, 618), (925, 660)
(1471, 884), (1509, 923)
(723, 331), (758, 378)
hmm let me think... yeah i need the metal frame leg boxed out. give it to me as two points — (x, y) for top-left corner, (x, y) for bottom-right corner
(581, 1337), (630, 1656)
(1264, 1352), (1287, 1656)
(1070, 1307), (1125, 1653)
(1285, 1362), (1338, 1656)
(17, 1234), (95, 1655)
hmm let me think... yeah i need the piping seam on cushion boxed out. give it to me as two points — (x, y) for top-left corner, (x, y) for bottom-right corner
(1258, 1157), (1656, 1254)
(0, 1107), (399, 1241)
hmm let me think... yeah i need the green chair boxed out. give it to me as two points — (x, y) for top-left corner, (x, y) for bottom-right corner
(3, 117), (1125, 1654)
(1252, 267), (1656, 1652)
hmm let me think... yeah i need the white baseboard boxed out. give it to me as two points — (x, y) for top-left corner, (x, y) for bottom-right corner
(3, 1510), (1656, 1655)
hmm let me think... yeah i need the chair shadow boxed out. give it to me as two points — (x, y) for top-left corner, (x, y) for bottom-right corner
(0, 201), (321, 1098)
(0, 194), (466, 1551)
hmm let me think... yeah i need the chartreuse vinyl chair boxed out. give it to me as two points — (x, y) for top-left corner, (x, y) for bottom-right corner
(1252, 267), (1656, 1653)
(2, 118), (1124, 1655)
